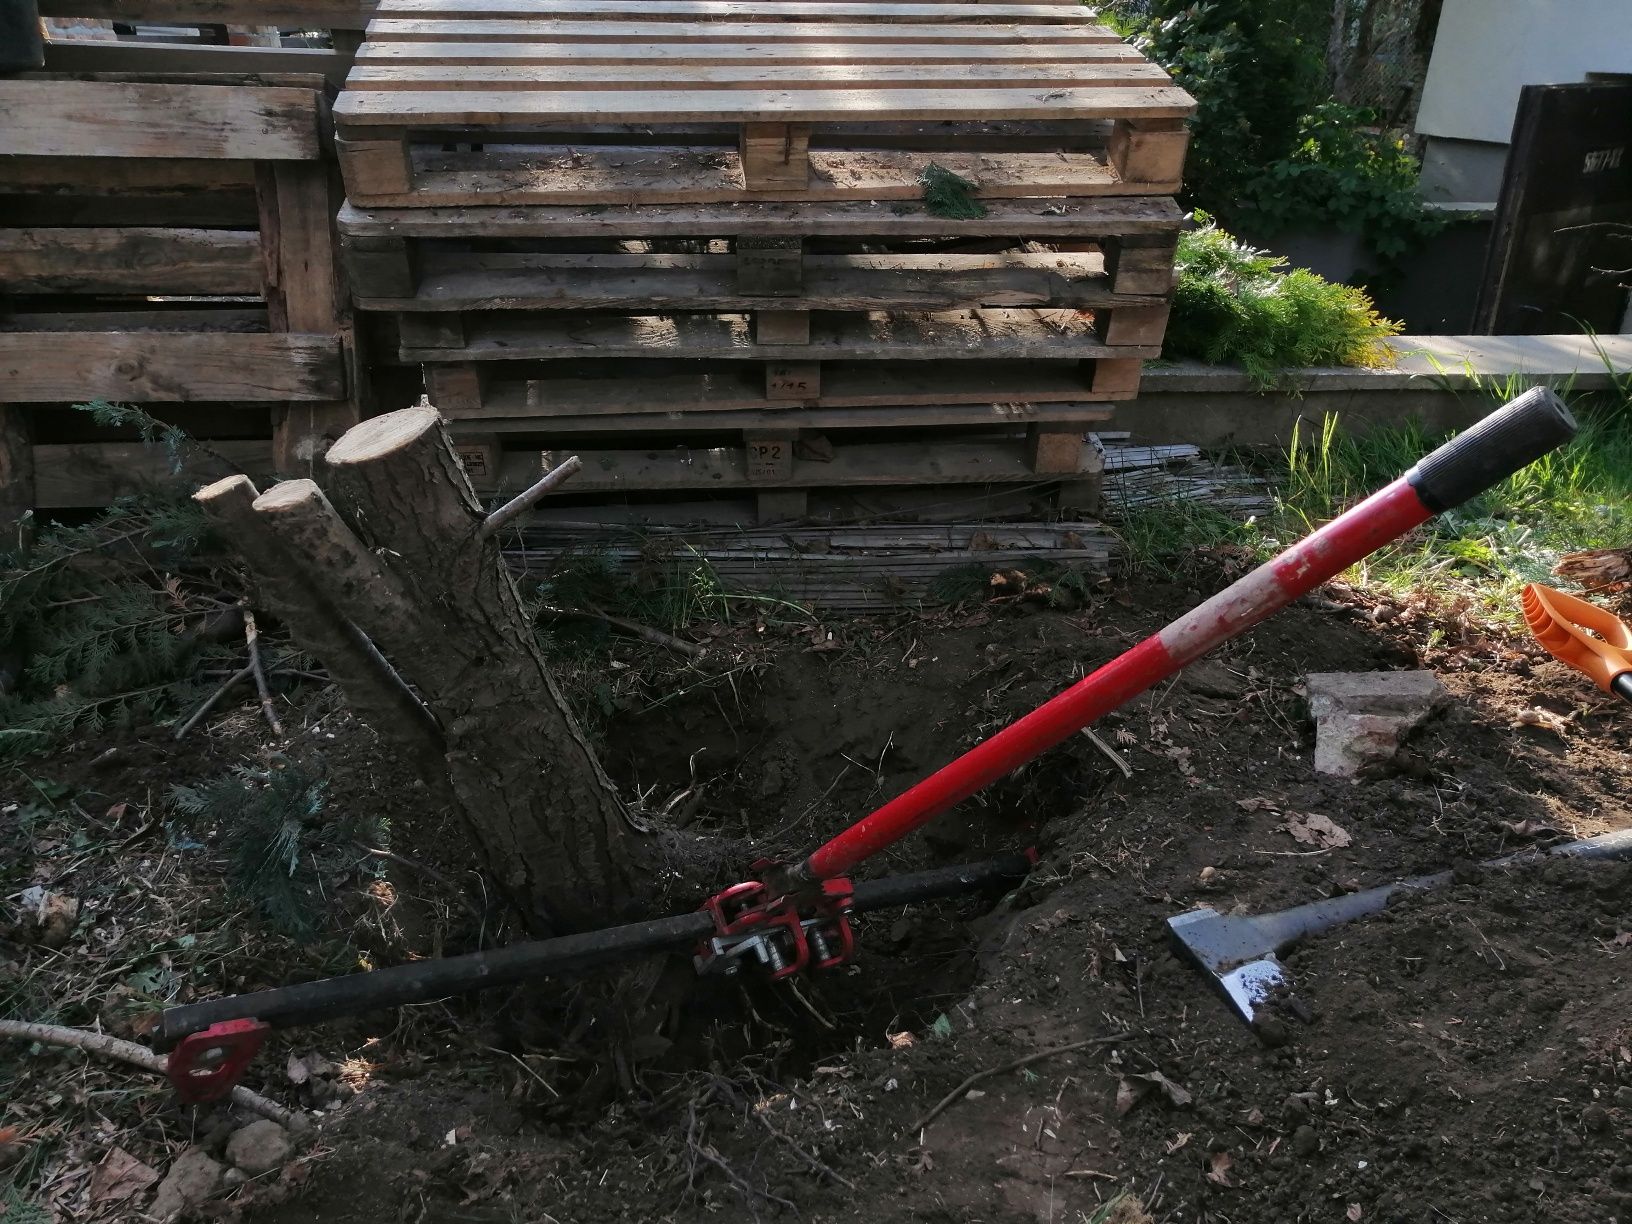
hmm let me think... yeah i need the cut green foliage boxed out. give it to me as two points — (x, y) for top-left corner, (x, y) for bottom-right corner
(919, 162), (987, 220)
(169, 757), (380, 940)
(1165, 214), (1403, 389)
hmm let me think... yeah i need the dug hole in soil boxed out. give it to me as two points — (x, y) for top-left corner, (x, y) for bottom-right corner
(6, 574), (1631, 1224)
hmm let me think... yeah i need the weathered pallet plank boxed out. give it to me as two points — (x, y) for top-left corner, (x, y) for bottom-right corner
(361, 251), (1140, 312)
(0, 333), (344, 402)
(344, 145), (1173, 205)
(486, 435), (1097, 491)
(372, 0), (1099, 22)
(0, 80), (323, 161)
(397, 308), (1154, 362)
(36, 0), (377, 26)
(364, 19), (1121, 44)
(334, 84), (1191, 126)
(0, 227), (263, 295)
(344, 61), (1171, 90)
(336, 195), (1185, 238)
(440, 398), (1114, 433)
(32, 439), (273, 509)
(430, 357), (1138, 415)
(354, 39), (1145, 64)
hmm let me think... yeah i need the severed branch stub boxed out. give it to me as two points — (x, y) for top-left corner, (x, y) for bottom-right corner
(479, 455), (582, 542)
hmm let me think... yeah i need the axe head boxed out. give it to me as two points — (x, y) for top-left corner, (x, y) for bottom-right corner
(1165, 907), (1291, 1027)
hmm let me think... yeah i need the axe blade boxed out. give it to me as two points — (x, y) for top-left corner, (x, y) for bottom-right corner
(1165, 907), (1293, 1027)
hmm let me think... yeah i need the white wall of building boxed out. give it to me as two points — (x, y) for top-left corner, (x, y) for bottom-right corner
(1417, 0), (1632, 146)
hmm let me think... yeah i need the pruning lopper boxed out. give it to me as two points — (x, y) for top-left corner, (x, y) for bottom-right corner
(1522, 582), (1632, 704)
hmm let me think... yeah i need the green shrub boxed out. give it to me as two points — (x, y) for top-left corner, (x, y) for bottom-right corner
(1165, 214), (1403, 387)
(1236, 102), (1444, 259)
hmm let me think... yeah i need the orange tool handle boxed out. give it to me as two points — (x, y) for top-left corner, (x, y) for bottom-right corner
(1522, 583), (1632, 702)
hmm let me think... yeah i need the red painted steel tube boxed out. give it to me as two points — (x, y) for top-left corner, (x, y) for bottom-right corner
(792, 389), (1578, 884)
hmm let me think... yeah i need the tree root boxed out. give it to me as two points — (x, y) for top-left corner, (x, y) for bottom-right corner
(910, 1034), (1126, 1135)
(0, 1019), (307, 1131)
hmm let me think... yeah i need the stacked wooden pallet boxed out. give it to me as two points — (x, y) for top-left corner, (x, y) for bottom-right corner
(335, 0), (1194, 521)
(0, 64), (356, 526)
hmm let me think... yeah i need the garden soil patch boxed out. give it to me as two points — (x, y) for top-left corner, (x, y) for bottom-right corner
(4, 575), (1630, 1224)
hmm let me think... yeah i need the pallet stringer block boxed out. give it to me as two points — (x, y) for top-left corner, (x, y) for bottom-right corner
(1025, 422), (1086, 475)
(740, 123), (811, 191)
(336, 129), (413, 197)
(736, 234), (804, 295)
(342, 233), (419, 298)
(745, 430), (799, 483)
(755, 310), (811, 345)
(1107, 117), (1190, 184)
(1088, 356), (1143, 397)
(766, 361), (821, 401)
(425, 363), (486, 414)
(398, 312), (468, 351)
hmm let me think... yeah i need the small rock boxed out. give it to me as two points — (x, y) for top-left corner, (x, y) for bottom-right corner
(1292, 1124), (1320, 1158)
(150, 1149), (224, 1222)
(225, 1119), (292, 1176)
(1582, 1104), (1611, 1134)
(1304, 671), (1448, 778)
(1615, 1085), (1632, 1108)
(222, 1168), (250, 1189)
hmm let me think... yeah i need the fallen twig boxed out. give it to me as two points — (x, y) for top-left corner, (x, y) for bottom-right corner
(0, 1019), (305, 1131)
(546, 605), (704, 658)
(911, 1034), (1125, 1135)
(174, 662), (255, 740)
(1081, 727), (1133, 779)
(243, 607), (283, 736)
(479, 455), (582, 541)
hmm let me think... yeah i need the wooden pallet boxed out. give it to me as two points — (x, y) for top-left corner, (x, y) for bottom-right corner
(424, 353), (1142, 414)
(333, 0), (1193, 205)
(338, 196), (1184, 358)
(0, 71), (356, 525)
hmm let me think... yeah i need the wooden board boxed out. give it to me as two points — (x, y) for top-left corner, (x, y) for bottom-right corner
(364, 19), (1116, 43)
(43, 41), (356, 90)
(348, 144), (1172, 205)
(398, 308), (1153, 362)
(434, 358), (1131, 416)
(362, 250), (1142, 312)
(337, 195), (1186, 238)
(372, 0), (1100, 23)
(354, 39), (1147, 64)
(444, 398), (1113, 433)
(345, 61), (1172, 90)
(334, 84), (1190, 126)
(0, 333), (344, 402)
(0, 227), (262, 295)
(0, 80), (323, 161)
(484, 435), (1098, 491)
(32, 439), (272, 509)
(36, 0), (377, 26)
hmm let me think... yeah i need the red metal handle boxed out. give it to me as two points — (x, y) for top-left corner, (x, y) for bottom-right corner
(793, 390), (1577, 883)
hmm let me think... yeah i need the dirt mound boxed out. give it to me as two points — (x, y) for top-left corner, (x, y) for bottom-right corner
(5, 580), (1629, 1223)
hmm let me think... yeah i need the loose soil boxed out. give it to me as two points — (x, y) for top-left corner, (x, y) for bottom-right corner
(4, 572), (1630, 1224)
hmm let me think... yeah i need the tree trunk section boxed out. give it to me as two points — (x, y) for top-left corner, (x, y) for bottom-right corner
(201, 410), (650, 934)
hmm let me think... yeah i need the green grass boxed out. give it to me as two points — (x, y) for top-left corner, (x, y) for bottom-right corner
(1115, 369), (1632, 627)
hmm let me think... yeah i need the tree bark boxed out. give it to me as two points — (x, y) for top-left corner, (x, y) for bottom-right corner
(201, 410), (654, 934)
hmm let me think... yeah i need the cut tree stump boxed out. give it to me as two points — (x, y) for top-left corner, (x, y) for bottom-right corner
(197, 406), (658, 933)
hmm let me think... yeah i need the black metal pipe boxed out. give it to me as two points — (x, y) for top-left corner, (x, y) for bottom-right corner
(155, 851), (1034, 1049)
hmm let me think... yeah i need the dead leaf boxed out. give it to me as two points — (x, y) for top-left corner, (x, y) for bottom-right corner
(287, 1054), (311, 1085)
(1282, 812), (1353, 850)
(1347, 1205), (1363, 1222)
(1515, 707), (1569, 734)
(887, 1031), (915, 1050)
(1119, 1071), (1190, 1114)
(90, 1147), (158, 1204)
(1205, 1151), (1234, 1187)
(1165, 1132), (1192, 1155)
(1611, 932), (1631, 948)
(1244, 1107), (1265, 1126)
(1236, 797), (1279, 813)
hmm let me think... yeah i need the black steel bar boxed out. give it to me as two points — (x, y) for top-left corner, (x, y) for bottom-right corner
(155, 851), (1034, 1049)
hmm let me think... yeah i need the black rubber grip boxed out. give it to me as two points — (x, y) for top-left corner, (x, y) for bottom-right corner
(1613, 673), (1632, 705)
(1406, 387), (1577, 512)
